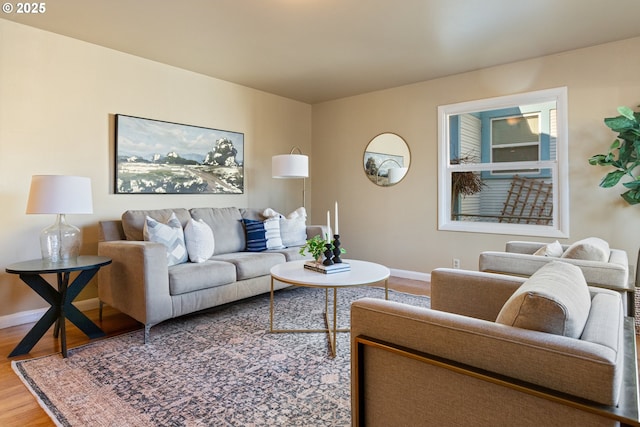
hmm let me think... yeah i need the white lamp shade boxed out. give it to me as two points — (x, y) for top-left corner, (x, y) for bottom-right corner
(388, 167), (408, 184)
(272, 154), (309, 178)
(26, 175), (93, 214)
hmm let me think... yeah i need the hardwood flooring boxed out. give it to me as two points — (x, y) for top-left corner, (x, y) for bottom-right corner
(0, 306), (140, 427)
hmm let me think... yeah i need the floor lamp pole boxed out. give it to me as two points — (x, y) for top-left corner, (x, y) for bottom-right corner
(302, 178), (306, 209)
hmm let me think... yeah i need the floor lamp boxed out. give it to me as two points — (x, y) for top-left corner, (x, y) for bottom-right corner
(272, 147), (309, 208)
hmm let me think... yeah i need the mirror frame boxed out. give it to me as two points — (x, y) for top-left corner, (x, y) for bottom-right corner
(437, 87), (569, 237)
(363, 132), (411, 187)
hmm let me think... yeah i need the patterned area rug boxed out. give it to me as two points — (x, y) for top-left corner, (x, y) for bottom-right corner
(13, 286), (429, 426)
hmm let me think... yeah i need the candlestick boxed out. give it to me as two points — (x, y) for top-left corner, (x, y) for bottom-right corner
(332, 234), (342, 264)
(335, 201), (339, 235)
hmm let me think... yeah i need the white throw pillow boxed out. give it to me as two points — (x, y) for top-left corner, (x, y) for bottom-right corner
(262, 208), (282, 219)
(263, 218), (285, 249)
(533, 240), (564, 257)
(496, 261), (591, 338)
(143, 213), (188, 266)
(280, 207), (307, 247)
(184, 218), (215, 263)
(561, 237), (610, 262)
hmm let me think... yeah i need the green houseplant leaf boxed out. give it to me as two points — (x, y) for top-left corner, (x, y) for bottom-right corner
(589, 106), (640, 205)
(299, 234), (333, 261)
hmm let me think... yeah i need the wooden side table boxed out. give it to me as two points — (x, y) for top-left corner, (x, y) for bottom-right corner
(6, 255), (112, 358)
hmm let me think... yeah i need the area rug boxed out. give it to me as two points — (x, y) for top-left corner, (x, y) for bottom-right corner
(13, 286), (429, 426)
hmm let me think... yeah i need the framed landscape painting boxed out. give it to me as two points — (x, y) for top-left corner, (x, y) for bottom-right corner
(115, 115), (244, 194)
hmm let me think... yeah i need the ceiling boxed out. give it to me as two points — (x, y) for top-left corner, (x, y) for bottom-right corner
(4, 0), (640, 104)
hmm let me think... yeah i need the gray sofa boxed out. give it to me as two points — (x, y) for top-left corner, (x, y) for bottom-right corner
(351, 263), (640, 426)
(98, 207), (321, 342)
(479, 238), (633, 315)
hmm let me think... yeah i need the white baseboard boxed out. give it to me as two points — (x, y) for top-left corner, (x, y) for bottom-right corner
(0, 298), (100, 330)
(389, 268), (431, 282)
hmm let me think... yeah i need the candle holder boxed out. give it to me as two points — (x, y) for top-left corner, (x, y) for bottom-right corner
(332, 234), (343, 264)
(322, 243), (334, 266)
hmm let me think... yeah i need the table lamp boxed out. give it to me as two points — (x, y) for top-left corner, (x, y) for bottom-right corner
(26, 175), (93, 263)
(272, 146), (309, 207)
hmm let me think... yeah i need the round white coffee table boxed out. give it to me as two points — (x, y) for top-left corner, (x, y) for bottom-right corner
(269, 259), (390, 357)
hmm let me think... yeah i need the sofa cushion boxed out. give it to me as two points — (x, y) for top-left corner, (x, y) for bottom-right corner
(561, 237), (610, 262)
(533, 240), (563, 257)
(168, 260), (236, 295)
(123, 208), (191, 241)
(269, 247), (310, 262)
(495, 261), (591, 338)
(242, 219), (268, 252)
(143, 213), (189, 266)
(211, 252), (286, 280)
(184, 218), (215, 263)
(190, 207), (245, 254)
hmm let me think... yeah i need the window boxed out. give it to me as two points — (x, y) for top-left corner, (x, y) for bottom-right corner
(438, 87), (568, 237)
(491, 114), (540, 171)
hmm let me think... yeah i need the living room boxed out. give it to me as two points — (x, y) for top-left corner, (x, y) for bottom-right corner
(2, 1), (640, 425)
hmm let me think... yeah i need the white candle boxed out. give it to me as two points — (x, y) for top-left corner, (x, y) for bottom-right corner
(334, 201), (339, 235)
(326, 210), (332, 241)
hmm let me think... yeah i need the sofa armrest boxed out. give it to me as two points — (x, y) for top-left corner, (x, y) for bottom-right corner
(98, 240), (172, 327)
(431, 268), (524, 321)
(479, 251), (631, 290)
(351, 297), (621, 405)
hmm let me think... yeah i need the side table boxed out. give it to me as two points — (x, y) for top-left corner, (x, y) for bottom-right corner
(6, 255), (112, 358)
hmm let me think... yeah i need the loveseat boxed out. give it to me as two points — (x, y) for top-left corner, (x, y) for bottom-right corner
(351, 262), (640, 426)
(479, 238), (633, 315)
(98, 207), (321, 342)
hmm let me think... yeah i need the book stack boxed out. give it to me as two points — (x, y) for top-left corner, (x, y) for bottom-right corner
(304, 261), (351, 274)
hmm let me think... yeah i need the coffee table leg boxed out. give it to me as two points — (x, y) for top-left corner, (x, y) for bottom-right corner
(270, 276), (275, 332)
(323, 287), (338, 358)
(332, 287), (337, 357)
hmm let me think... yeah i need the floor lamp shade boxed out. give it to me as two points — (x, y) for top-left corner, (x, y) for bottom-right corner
(26, 175), (93, 263)
(272, 154), (309, 178)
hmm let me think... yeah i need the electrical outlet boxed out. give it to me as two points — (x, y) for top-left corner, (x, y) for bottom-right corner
(453, 258), (460, 269)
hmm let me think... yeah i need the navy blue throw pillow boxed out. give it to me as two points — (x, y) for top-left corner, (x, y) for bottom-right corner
(242, 219), (267, 252)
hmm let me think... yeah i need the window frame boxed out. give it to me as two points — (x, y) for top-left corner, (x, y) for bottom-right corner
(437, 87), (569, 238)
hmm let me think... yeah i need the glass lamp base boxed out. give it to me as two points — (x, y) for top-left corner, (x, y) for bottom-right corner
(40, 214), (81, 264)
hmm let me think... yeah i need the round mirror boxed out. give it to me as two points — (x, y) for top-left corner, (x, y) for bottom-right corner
(363, 133), (410, 186)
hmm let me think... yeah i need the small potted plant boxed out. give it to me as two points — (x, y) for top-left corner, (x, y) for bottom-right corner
(588, 106), (640, 204)
(299, 234), (334, 264)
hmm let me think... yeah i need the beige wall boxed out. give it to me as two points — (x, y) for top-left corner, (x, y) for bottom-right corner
(311, 36), (640, 276)
(0, 20), (311, 317)
(2, 18), (639, 321)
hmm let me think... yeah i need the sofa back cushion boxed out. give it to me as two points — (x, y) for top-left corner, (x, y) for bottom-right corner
(190, 207), (245, 254)
(122, 208), (191, 241)
(495, 261), (591, 338)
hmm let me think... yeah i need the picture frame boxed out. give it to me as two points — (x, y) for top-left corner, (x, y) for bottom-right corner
(115, 115), (244, 194)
